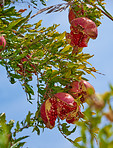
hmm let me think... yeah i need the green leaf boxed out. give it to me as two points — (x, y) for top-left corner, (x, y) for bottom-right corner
(6, 18), (24, 31)
(16, 121), (20, 131)
(25, 111), (33, 125)
(0, 113), (6, 123)
(3, 6), (15, 14)
(61, 123), (77, 136)
(9, 77), (16, 84)
(14, 136), (29, 144)
(6, 11), (32, 31)
(25, 84), (34, 95)
(32, 126), (40, 135)
(40, 0), (47, 6)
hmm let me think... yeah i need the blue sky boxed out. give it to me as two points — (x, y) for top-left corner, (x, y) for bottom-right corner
(0, 0), (113, 148)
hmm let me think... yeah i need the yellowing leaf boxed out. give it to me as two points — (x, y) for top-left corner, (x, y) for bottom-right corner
(56, 32), (66, 41)
(84, 60), (92, 66)
(84, 69), (96, 78)
(65, 69), (71, 78)
(92, 128), (99, 134)
(78, 64), (86, 69)
(61, 45), (72, 53)
(74, 137), (82, 143)
(91, 112), (96, 115)
(35, 20), (42, 29)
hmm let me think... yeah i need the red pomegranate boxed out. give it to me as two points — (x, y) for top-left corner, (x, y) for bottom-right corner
(54, 92), (77, 120)
(40, 92), (82, 128)
(66, 30), (90, 48)
(67, 80), (95, 103)
(0, 36), (6, 51)
(68, 8), (76, 24)
(66, 106), (84, 124)
(68, 7), (84, 24)
(40, 96), (58, 129)
(70, 17), (98, 39)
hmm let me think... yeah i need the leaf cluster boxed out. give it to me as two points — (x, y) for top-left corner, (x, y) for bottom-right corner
(0, 5), (96, 104)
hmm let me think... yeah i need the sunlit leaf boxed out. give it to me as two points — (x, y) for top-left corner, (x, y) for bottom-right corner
(35, 20), (42, 29)
(65, 69), (71, 78)
(74, 137), (82, 143)
(55, 32), (66, 41)
(61, 45), (72, 53)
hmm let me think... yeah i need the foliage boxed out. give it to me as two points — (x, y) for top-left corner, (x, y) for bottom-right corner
(0, 0), (113, 147)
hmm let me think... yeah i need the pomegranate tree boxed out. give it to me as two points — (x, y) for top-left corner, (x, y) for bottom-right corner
(0, 36), (6, 51)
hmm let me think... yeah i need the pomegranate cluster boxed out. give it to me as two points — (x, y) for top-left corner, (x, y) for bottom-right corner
(40, 80), (95, 129)
(66, 7), (98, 54)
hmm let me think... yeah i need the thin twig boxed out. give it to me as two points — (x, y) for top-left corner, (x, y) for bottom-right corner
(83, 1), (113, 21)
(27, 1), (113, 22)
(25, 55), (43, 76)
(36, 73), (40, 110)
(27, 2), (71, 22)
(94, 4), (113, 21)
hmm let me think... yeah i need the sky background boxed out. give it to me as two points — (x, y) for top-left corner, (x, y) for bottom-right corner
(0, 0), (113, 148)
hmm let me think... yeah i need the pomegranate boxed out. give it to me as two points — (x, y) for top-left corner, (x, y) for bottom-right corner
(67, 80), (95, 103)
(90, 94), (105, 110)
(54, 92), (78, 120)
(40, 96), (58, 129)
(70, 17), (98, 39)
(68, 8), (76, 24)
(40, 92), (82, 128)
(66, 17), (97, 54)
(68, 7), (84, 23)
(66, 106), (84, 124)
(0, 36), (6, 51)
(66, 30), (89, 48)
